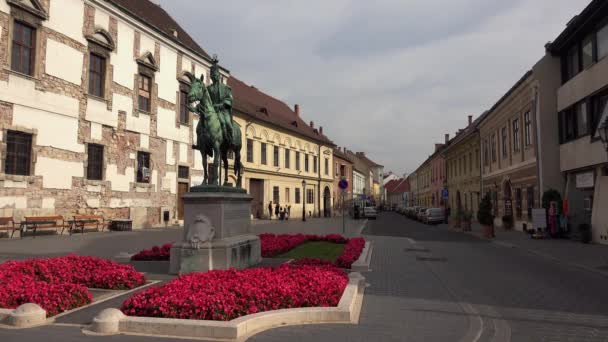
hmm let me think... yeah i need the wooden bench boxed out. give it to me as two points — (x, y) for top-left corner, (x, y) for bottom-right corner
(21, 216), (65, 238)
(66, 215), (106, 235)
(0, 217), (20, 238)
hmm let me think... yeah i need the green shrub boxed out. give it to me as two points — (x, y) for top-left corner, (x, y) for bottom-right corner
(477, 195), (494, 226)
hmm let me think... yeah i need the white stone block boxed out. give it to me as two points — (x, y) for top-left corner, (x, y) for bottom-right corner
(94, 7), (110, 31)
(140, 34), (155, 56)
(45, 0), (85, 44)
(91, 122), (103, 140)
(8, 303), (46, 328)
(41, 198), (55, 209)
(91, 308), (124, 334)
(106, 164), (134, 192)
(140, 134), (149, 149)
(87, 98), (116, 127)
(87, 185), (102, 192)
(166, 141), (175, 165)
(45, 39), (83, 85)
(179, 143), (188, 163)
(3, 180), (27, 188)
(86, 198), (101, 208)
(0, 197), (27, 209)
(112, 22), (137, 88)
(13, 105), (83, 153)
(35, 157), (83, 190)
(158, 46), (178, 103)
(162, 171), (177, 194)
(157, 108), (189, 143)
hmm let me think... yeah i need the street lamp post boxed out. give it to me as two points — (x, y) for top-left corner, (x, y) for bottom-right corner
(302, 180), (306, 222)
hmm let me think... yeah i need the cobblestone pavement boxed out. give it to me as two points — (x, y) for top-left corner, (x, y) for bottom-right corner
(2, 212), (608, 341)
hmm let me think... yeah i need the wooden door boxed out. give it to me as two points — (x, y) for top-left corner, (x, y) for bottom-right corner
(177, 182), (189, 220)
(249, 179), (264, 219)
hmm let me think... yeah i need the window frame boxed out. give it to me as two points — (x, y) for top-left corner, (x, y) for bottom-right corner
(273, 146), (279, 167)
(524, 112), (532, 147)
(11, 20), (36, 76)
(305, 154), (309, 172)
(295, 151), (300, 171)
(4, 130), (33, 176)
(295, 188), (301, 204)
(246, 139), (254, 163)
(138, 74), (152, 113)
(136, 151), (151, 183)
(284, 149), (290, 169)
(513, 119), (520, 152)
(86, 143), (104, 181)
(273, 186), (279, 203)
(88, 53), (106, 98)
(260, 142), (267, 165)
(306, 188), (314, 204)
(179, 90), (189, 125)
(501, 126), (508, 158)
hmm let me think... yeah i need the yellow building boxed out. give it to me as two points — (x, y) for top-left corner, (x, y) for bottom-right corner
(229, 77), (335, 219)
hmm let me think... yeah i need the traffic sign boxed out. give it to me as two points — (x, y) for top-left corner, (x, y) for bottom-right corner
(442, 188), (449, 199)
(339, 179), (349, 190)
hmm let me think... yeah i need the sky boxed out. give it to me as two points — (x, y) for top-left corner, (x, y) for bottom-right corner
(160, 0), (590, 175)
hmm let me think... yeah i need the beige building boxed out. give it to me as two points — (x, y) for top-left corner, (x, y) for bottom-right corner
(444, 115), (483, 218)
(229, 77), (335, 220)
(0, 0), (226, 227)
(547, 0), (608, 244)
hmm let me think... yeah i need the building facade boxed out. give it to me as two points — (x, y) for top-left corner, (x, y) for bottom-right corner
(415, 159), (431, 207)
(332, 147), (353, 214)
(444, 115), (482, 218)
(429, 141), (447, 208)
(0, 0), (225, 227)
(229, 77), (335, 220)
(547, 0), (608, 243)
(408, 171), (418, 206)
(480, 71), (540, 230)
(385, 178), (409, 209)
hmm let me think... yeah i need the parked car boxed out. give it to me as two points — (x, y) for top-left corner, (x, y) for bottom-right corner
(363, 206), (377, 219)
(416, 207), (427, 221)
(423, 208), (445, 225)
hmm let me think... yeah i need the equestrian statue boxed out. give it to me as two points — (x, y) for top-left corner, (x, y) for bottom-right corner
(189, 56), (243, 188)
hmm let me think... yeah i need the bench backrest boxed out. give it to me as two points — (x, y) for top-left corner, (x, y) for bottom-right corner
(74, 215), (104, 221)
(24, 216), (64, 222)
(0, 217), (14, 225)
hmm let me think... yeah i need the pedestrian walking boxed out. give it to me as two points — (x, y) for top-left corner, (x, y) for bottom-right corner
(268, 201), (273, 220)
(275, 203), (280, 219)
(286, 205), (291, 220)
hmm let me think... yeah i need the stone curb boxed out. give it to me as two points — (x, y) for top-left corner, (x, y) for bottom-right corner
(86, 272), (366, 341)
(351, 241), (373, 272)
(0, 304), (47, 328)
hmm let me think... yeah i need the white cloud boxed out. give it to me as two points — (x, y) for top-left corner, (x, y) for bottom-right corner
(161, 0), (589, 173)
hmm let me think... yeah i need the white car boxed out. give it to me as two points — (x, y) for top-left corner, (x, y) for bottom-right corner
(363, 206), (377, 219)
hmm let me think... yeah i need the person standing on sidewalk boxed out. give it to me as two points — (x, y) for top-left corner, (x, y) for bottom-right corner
(275, 202), (280, 219)
(268, 201), (273, 220)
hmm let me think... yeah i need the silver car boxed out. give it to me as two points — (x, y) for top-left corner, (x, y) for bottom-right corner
(363, 206), (377, 219)
(424, 208), (445, 225)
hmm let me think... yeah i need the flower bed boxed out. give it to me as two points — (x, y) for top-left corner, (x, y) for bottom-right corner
(131, 243), (173, 261)
(335, 238), (366, 269)
(0, 255), (145, 316)
(121, 265), (348, 321)
(259, 233), (347, 258)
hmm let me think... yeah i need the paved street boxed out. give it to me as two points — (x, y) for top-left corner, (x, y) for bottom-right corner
(2, 212), (608, 341)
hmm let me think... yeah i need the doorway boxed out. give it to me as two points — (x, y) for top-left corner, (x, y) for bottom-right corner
(323, 186), (331, 217)
(177, 182), (189, 220)
(249, 179), (264, 219)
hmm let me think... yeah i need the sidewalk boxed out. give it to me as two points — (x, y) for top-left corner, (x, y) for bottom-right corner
(461, 222), (608, 277)
(250, 216), (366, 238)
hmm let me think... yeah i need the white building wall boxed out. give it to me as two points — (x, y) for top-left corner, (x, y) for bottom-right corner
(94, 6), (110, 31)
(45, 0), (85, 44)
(35, 157), (84, 190)
(45, 39), (83, 85)
(158, 46), (178, 103)
(112, 21), (137, 88)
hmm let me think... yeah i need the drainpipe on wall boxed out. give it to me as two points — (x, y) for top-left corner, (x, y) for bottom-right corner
(534, 83), (543, 205)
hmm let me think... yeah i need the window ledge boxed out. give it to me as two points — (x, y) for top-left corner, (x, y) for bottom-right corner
(5, 68), (38, 82)
(84, 179), (105, 186)
(87, 94), (108, 104)
(136, 110), (151, 116)
(0, 174), (36, 182)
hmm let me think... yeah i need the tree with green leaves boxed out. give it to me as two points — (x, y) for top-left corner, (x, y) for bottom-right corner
(477, 194), (494, 226)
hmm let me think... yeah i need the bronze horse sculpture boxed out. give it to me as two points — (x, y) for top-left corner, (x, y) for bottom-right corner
(188, 76), (243, 187)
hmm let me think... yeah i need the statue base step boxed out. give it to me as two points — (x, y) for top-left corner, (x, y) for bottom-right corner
(169, 235), (261, 275)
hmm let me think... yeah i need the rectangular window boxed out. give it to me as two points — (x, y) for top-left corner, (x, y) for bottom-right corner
(592, 92), (608, 135)
(325, 158), (329, 175)
(560, 101), (589, 143)
(261, 142), (267, 165)
(246, 139), (253, 163)
(285, 188), (290, 203)
(136, 151), (151, 183)
(501, 127), (508, 158)
(306, 189), (314, 204)
(565, 44), (580, 81)
(335, 162), (339, 177)
(11, 21), (35, 76)
(87, 144), (104, 180)
(484, 140), (489, 166)
(273, 146), (279, 167)
(513, 119), (520, 151)
(469, 152), (473, 173)
(598, 23), (608, 60)
(295, 151), (300, 171)
(88, 53), (106, 98)
(305, 154), (309, 172)
(527, 186), (535, 220)
(284, 149), (290, 169)
(138, 74), (151, 112)
(340, 164), (346, 178)
(179, 90), (189, 124)
(576, 102), (588, 137)
(295, 188), (301, 204)
(524, 112), (532, 146)
(582, 34), (594, 69)
(178, 165), (189, 179)
(463, 156), (467, 175)
(491, 134), (497, 162)
(476, 149), (479, 168)
(5, 131), (32, 176)
(273, 186), (279, 203)
(313, 156), (317, 173)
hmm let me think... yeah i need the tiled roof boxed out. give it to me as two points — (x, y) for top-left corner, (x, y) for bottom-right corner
(333, 148), (354, 164)
(228, 77), (334, 146)
(356, 153), (382, 168)
(106, 0), (211, 60)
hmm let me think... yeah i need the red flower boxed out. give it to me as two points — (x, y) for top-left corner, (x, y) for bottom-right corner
(121, 265), (348, 321)
(131, 243), (174, 261)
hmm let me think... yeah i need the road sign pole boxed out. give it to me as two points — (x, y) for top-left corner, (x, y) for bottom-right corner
(342, 191), (346, 235)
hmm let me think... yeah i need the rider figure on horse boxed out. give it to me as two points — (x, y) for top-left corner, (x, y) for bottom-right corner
(208, 59), (234, 145)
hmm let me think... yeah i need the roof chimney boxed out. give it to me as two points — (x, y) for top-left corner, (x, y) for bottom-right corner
(435, 143), (443, 152)
(468, 115), (473, 126)
(310, 121), (314, 128)
(445, 134), (449, 144)
(294, 104), (300, 117)
(171, 29), (178, 38)
(319, 126), (323, 134)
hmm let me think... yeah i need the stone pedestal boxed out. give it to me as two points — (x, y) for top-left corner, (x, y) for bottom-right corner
(169, 188), (261, 275)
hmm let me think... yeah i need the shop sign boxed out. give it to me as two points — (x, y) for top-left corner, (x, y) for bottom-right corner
(532, 208), (547, 230)
(576, 172), (594, 189)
